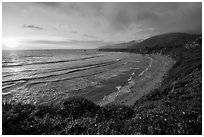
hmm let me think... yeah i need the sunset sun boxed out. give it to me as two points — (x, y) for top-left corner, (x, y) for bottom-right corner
(3, 38), (20, 49)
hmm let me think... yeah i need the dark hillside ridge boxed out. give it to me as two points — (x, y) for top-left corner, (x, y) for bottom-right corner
(100, 40), (140, 49)
(2, 33), (202, 135)
(129, 32), (199, 49)
(99, 33), (199, 53)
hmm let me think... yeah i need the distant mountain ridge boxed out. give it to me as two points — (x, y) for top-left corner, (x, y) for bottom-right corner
(129, 32), (199, 49)
(100, 40), (141, 49)
(100, 33), (200, 51)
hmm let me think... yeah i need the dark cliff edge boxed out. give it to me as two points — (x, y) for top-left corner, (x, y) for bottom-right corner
(2, 33), (202, 135)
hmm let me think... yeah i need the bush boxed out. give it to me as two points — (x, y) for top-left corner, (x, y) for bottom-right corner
(103, 105), (134, 119)
(61, 97), (101, 118)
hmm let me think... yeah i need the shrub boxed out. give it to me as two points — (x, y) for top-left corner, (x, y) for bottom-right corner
(61, 97), (101, 118)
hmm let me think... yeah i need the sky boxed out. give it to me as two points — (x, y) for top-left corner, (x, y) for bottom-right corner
(2, 2), (202, 50)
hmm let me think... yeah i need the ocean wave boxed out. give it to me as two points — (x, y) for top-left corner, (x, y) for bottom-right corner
(2, 60), (119, 85)
(27, 70), (105, 86)
(2, 80), (26, 90)
(2, 54), (104, 68)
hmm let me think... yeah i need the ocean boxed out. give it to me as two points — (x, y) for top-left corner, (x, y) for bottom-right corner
(2, 49), (147, 106)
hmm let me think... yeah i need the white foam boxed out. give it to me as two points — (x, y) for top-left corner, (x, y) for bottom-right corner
(123, 62), (127, 65)
(132, 72), (135, 76)
(116, 85), (121, 90)
(138, 57), (153, 77)
(138, 67), (148, 76)
(2, 92), (12, 95)
(128, 77), (132, 81)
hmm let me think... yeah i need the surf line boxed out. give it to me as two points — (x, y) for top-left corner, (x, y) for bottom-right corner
(99, 57), (153, 106)
(138, 56), (153, 77)
(127, 71), (136, 82)
(99, 70), (138, 106)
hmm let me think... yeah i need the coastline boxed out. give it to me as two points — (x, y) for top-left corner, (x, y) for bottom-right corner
(98, 53), (175, 106)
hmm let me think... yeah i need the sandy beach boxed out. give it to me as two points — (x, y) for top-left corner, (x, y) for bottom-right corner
(98, 54), (175, 106)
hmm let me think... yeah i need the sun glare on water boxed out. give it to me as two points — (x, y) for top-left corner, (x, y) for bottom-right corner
(3, 38), (20, 49)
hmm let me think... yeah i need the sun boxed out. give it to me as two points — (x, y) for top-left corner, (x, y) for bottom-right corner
(3, 38), (20, 49)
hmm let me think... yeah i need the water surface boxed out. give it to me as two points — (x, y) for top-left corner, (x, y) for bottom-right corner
(2, 49), (148, 105)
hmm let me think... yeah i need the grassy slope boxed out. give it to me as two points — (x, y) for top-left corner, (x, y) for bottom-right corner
(2, 33), (202, 135)
(133, 37), (202, 134)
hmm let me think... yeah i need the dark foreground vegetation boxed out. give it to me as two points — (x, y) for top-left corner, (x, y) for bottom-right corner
(2, 33), (202, 135)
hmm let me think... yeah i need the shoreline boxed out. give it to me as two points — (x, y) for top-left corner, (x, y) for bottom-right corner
(98, 53), (175, 106)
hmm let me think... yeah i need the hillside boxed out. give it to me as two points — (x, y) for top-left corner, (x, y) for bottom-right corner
(99, 33), (199, 52)
(100, 40), (140, 49)
(2, 33), (202, 135)
(132, 34), (202, 134)
(129, 33), (198, 49)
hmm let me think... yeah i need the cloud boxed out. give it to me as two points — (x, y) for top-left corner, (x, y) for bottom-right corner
(82, 33), (97, 39)
(50, 24), (98, 39)
(31, 2), (202, 36)
(25, 39), (106, 45)
(136, 11), (159, 21)
(21, 39), (113, 49)
(69, 31), (78, 34)
(23, 39), (112, 47)
(37, 2), (60, 7)
(68, 30), (97, 39)
(112, 9), (132, 30)
(22, 24), (46, 31)
(99, 2), (202, 36)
